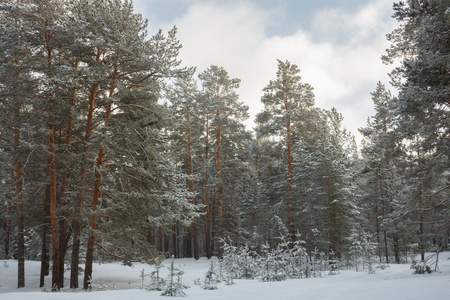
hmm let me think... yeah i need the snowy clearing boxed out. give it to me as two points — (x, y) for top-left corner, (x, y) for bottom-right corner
(1, 253), (449, 300)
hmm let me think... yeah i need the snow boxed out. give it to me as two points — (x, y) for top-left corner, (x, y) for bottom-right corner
(1, 253), (450, 300)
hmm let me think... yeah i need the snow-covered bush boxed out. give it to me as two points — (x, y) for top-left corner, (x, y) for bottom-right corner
(411, 261), (432, 274)
(237, 244), (257, 279)
(147, 260), (166, 291)
(161, 256), (188, 297)
(260, 243), (287, 282)
(220, 237), (239, 283)
(218, 218), (344, 283)
(348, 226), (378, 273)
(202, 260), (219, 290)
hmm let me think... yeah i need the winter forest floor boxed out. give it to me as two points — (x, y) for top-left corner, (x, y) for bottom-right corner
(1, 253), (450, 300)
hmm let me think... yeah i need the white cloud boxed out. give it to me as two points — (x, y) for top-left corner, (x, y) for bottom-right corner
(150, 0), (398, 143)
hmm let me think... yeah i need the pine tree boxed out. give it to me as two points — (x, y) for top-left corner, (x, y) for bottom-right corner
(255, 59), (315, 240)
(321, 108), (359, 258)
(166, 73), (201, 259)
(202, 260), (219, 290)
(1, 0), (198, 290)
(359, 82), (402, 263)
(161, 256), (188, 297)
(382, 0), (449, 262)
(198, 65), (249, 257)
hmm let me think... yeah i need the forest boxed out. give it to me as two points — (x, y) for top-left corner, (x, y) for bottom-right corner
(0, 0), (448, 292)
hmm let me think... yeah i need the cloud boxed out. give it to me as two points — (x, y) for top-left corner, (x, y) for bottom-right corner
(151, 0), (398, 142)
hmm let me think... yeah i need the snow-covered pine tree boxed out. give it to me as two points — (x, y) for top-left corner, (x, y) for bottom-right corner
(0, 0), (198, 290)
(202, 260), (219, 290)
(220, 237), (239, 283)
(161, 256), (188, 297)
(197, 65), (250, 258)
(359, 82), (400, 264)
(255, 60), (315, 240)
(237, 244), (257, 279)
(146, 260), (166, 291)
(382, 0), (449, 264)
(166, 73), (201, 259)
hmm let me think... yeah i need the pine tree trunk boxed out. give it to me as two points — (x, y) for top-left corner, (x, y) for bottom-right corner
(393, 234), (400, 264)
(284, 93), (294, 240)
(43, 23), (62, 290)
(40, 187), (50, 287)
(164, 233), (170, 253)
(157, 227), (163, 252)
(253, 154), (259, 229)
(56, 81), (77, 289)
(184, 227), (191, 258)
(57, 220), (70, 288)
(83, 63), (115, 288)
(205, 193), (212, 259)
(14, 102), (25, 288)
(49, 106), (59, 291)
(186, 108), (199, 260)
(204, 114), (212, 259)
(379, 176), (389, 263)
(211, 193), (216, 256)
(39, 222), (49, 287)
(17, 213), (25, 288)
(374, 181), (382, 263)
(5, 198), (11, 259)
(216, 108), (224, 258)
(48, 87), (60, 290)
(13, 28), (24, 286)
(177, 222), (182, 258)
(70, 218), (81, 288)
(172, 224), (178, 258)
(83, 234), (95, 290)
(192, 223), (199, 260)
(417, 144), (425, 262)
(327, 165), (335, 255)
(83, 147), (104, 289)
(74, 79), (99, 289)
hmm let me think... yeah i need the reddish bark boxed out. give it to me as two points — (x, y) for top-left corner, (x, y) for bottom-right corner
(48, 99), (59, 290)
(83, 57), (116, 289)
(72, 48), (101, 289)
(284, 91), (295, 240)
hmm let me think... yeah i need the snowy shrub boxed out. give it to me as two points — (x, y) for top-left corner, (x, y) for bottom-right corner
(219, 226), (343, 283)
(411, 261), (432, 274)
(89, 279), (108, 291)
(193, 278), (201, 286)
(136, 269), (150, 289)
(202, 261), (219, 290)
(376, 263), (389, 270)
(309, 248), (323, 278)
(288, 237), (308, 278)
(259, 243), (287, 282)
(161, 256), (188, 297)
(237, 244), (257, 279)
(146, 261), (166, 291)
(121, 260), (133, 267)
(220, 237), (240, 282)
(348, 226), (377, 273)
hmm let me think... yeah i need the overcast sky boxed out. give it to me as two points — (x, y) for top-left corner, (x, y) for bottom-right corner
(132, 0), (399, 144)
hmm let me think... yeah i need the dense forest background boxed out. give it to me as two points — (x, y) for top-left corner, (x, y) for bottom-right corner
(0, 0), (448, 291)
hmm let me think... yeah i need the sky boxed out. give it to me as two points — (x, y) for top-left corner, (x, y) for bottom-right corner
(131, 0), (399, 144)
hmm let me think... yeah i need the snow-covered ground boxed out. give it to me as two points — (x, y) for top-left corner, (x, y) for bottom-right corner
(1, 253), (449, 300)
